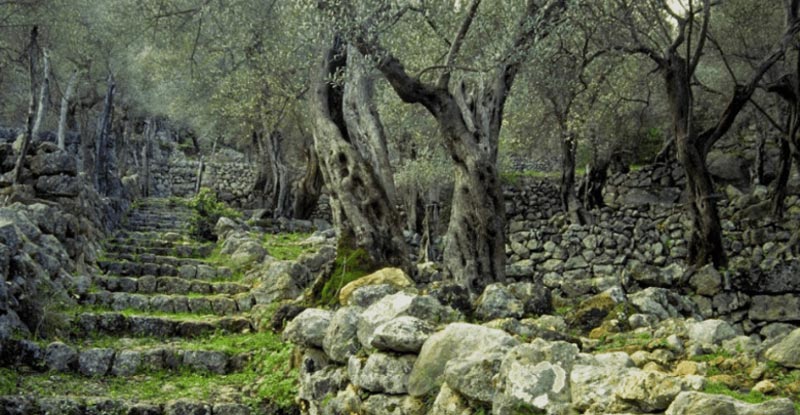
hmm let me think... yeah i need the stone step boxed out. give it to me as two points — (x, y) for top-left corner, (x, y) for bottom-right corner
(0, 395), (253, 415)
(101, 253), (206, 268)
(73, 312), (253, 338)
(81, 292), (253, 316)
(110, 230), (193, 243)
(92, 275), (250, 296)
(103, 243), (214, 258)
(97, 261), (233, 280)
(2, 339), (250, 376)
(123, 224), (187, 233)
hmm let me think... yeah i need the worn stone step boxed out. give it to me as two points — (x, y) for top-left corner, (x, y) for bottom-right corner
(98, 261), (233, 280)
(2, 339), (250, 376)
(110, 230), (193, 244)
(0, 395), (253, 415)
(101, 253), (206, 268)
(93, 275), (249, 296)
(73, 312), (253, 338)
(103, 243), (214, 258)
(81, 292), (254, 316)
(124, 224), (187, 233)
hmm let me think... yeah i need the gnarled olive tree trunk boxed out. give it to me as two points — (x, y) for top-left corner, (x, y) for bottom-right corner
(312, 37), (408, 269)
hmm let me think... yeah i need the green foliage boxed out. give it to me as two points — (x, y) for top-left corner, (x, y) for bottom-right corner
(0, 368), (18, 395)
(188, 188), (241, 241)
(318, 240), (375, 307)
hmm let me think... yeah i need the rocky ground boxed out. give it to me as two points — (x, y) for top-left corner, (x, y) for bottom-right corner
(284, 268), (800, 415)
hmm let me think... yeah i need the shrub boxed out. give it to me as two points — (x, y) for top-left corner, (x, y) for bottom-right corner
(188, 188), (241, 241)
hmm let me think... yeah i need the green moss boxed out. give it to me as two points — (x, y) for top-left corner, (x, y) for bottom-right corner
(262, 232), (314, 261)
(0, 368), (18, 395)
(318, 239), (376, 307)
(594, 332), (654, 352)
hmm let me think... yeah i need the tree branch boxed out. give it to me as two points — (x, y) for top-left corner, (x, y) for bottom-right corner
(438, 0), (481, 89)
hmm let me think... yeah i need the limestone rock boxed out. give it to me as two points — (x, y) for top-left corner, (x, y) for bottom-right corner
(429, 383), (474, 415)
(44, 342), (78, 372)
(407, 323), (518, 397)
(351, 352), (416, 394)
(347, 284), (401, 308)
(361, 394), (425, 415)
(764, 328), (800, 369)
(493, 339), (579, 414)
(79, 348), (115, 377)
(687, 319), (737, 346)
(283, 308), (333, 348)
(339, 267), (413, 305)
(322, 306), (362, 363)
(475, 284), (524, 320)
(357, 292), (451, 348)
(371, 316), (435, 354)
(615, 369), (684, 412)
(443, 351), (506, 403)
(749, 294), (800, 322)
(665, 391), (795, 415)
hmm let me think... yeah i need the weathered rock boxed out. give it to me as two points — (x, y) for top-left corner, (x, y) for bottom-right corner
(230, 241), (266, 266)
(493, 339), (579, 414)
(429, 383), (474, 415)
(339, 267), (414, 305)
(665, 391), (795, 415)
(79, 348), (115, 377)
(689, 265), (723, 296)
(371, 316), (435, 354)
(687, 319), (737, 346)
(35, 174), (81, 197)
(165, 399), (212, 415)
(111, 350), (142, 376)
(361, 394), (425, 415)
(45, 342), (78, 372)
(408, 323), (518, 397)
(475, 284), (524, 320)
(615, 369), (684, 412)
(570, 365), (630, 412)
(183, 350), (229, 374)
(749, 294), (800, 322)
(322, 306), (362, 363)
(357, 292), (451, 348)
(30, 150), (77, 176)
(764, 328), (800, 369)
(347, 284), (401, 308)
(283, 308), (333, 348)
(443, 351), (505, 403)
(351, 352), (416, 394)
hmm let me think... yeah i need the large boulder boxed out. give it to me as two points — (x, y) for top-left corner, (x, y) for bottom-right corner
(492, 339), (579, 414)
(34, 174), (81, 197)
(475, 284), (524, 320)
(357, 292), (452, 348)
(29, 150), (77, 176)
(687, 319), (737, 346)
(339, 267), (414, 305)
(764, 328), (800, 369)
(665, 391), (795, 415)
(349, 353), (416, 394)
(407, 323), (518, 397)
(371, 316), (435, 354)
(322, 306), (362, 363)
(283, 308), (333, 348)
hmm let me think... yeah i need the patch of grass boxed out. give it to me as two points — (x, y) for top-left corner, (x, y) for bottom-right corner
(318, 240), (376, 307)
(72, 305), (238, 321)
(704, 381), (767, 405)
(188, 188), (242, 241)
(594, 332), (654, 352)
(0, 368), (19, 395)
(262, 232), (314, 261)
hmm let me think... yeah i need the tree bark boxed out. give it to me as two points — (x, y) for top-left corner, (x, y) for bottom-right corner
(31, 49), (50, 138)
(57, 70), (79, 151)
(95, 75), (116, 195)
(771, 125), (792, 218)
(343, 46), (398, 206)
(312, 36), (408, 269)
(291, 143), (324, 219)
(12, 27), (39, 186)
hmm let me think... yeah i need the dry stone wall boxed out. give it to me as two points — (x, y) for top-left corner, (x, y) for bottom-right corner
(149, 160), (257, 207)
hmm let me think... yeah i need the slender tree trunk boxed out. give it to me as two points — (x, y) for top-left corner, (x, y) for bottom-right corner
(580, 158), (608, 209)
(13, 28), (40, 185)
(665, 54), (726, 267)
(754, 124), (767, 185)
(95, 75), (115, 195)
(771, 127), (792, 218)
(57, 71), (78, 151)
(312, 36), (408, 269)
(31, 49), (50, 138)
(194, 157), (205, 195)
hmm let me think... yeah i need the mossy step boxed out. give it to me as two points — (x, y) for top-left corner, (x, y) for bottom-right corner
(93, 275), (249, 296)
(110, 230), (197, 243)
(0, 395), (253, 415)
(97, 261), (233, 280)
(100, 253), (206, 268)
(81, 291), (254, 316)
(123, 225), (187, 233)
(73, 312), (253, 338)
(103, 243), (214, 258)
(2, 339), (250, 376)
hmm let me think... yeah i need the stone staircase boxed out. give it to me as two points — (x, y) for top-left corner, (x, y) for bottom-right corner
(1, 198), (292, 415)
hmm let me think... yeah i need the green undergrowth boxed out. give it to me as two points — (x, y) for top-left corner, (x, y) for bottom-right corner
(318, 239), (376, 307)
(4, 331), (297, 410)
(704, 381), (768, 404)
(262, 232), (314, 261)
(188, 188), (242, 241)
(72, 331), (273, 353)
(71, 305), (242, 321)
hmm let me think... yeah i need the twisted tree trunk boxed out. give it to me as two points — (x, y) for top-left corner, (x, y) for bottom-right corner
(312, 36), (408, 269)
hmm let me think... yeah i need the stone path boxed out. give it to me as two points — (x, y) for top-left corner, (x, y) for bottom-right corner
(1, 198), (288, 415)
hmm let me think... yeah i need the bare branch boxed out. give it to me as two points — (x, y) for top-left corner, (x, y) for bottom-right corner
(438, 0), (481, 89)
